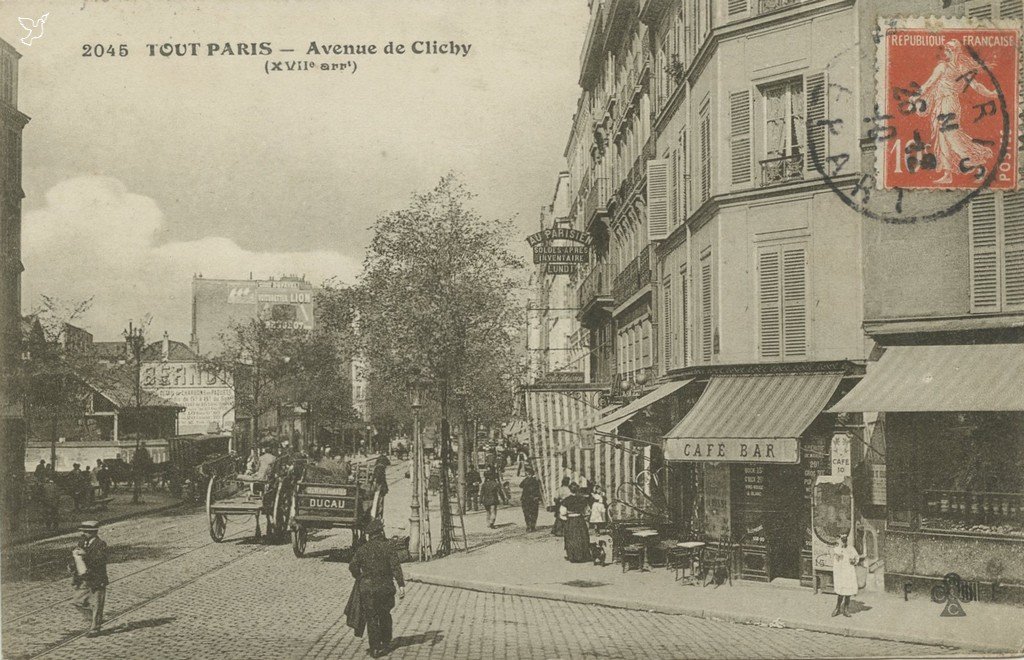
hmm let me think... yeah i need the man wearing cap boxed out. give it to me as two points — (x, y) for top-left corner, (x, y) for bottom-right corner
(519, 467), (542, 532)
(348, 519), (405, 657)
(371, 455), (390, 520)
(69, 521), (108, 636)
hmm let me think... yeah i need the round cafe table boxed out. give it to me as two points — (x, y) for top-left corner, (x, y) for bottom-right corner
(631, 529), (659, 570)
(674, 541), (706, 584)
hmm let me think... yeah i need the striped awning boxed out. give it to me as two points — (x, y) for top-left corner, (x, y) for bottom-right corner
(591, 379), (693, 436)
(830, 344), (1024, 413)
(663, 372), (843, 463)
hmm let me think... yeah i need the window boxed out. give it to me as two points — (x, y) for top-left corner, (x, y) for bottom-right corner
(762, 79), (804, 160)
(641, 320), (651, 368)
(758, 244), (808, 359)
(700, 251), (713, 363)
(678, 128), (688, 224)
(699, 106), (711, 203)
(970, 192), (1024, 312)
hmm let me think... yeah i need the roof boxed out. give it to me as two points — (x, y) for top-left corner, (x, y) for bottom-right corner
(830, 344), (1024, 413)
(142, 339), (199, 362)
(664, 372), (843, 442)
(92, 341), (127, 361)
(88, 370), (184, 410)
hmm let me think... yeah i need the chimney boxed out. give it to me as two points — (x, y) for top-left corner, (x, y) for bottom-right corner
(162, 331), (170, 361)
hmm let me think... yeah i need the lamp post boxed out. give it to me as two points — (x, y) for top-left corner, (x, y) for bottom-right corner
(408, 381), (425, 559)
(123, 321), (146, 504)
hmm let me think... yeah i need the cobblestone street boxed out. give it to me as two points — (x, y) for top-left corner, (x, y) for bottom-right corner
(1, 487), (959, 660)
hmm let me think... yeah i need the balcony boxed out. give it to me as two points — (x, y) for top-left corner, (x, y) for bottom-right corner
(759, 153), (804, 187)
(613, 245), (652, 307)
(758, 0), (802, 15)
(617, 137), (657, 201)
(577, 262), (615, 324)
(585, 177), (612, 231)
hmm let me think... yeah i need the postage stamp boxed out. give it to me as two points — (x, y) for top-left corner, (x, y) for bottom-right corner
(877, 17), (1021, 191)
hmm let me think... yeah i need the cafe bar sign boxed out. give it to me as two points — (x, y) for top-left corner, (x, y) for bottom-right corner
(664, 438), (799, 463)
(526, 228), (593, 274)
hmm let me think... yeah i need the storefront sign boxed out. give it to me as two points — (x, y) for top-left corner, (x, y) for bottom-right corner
(536, 371), (585, 385)
(545, 263), (576, 275)
(831, 432), (852, 478)
(664, 438), (799, 463)
(532, 245), (589, 264)
(142, 360), (234, 435)
(526, 228), (593, 247)
(526, 228), (592, 273)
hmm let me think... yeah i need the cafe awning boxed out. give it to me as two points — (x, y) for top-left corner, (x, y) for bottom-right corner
(590, 379), (692, 436)
(663, 372), (843, 463)
(830, 344), (1024, 413)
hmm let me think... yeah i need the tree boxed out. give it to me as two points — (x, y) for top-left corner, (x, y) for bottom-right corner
(357, 173), (525, 555)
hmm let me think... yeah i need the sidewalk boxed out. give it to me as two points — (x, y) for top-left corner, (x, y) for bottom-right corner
(404, 511), (1024, 654)
(1, 489), (183, 548)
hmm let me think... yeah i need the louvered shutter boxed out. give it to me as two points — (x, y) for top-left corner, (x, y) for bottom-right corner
(663, 278), (673, 370)
(730, 90), (752, 185)
(648, 159), (670, 240)
(701, 256), (712, 362)
(670, 150), (679, 228)
(804, 72), (828, 175)
(1003, 192), (1024, 309)
(758, 249), (782, 359)
(728, 0), (749, 16)
(782, 247), (807, 357)
(679, 129), (689, 220)
(680, 265), (689, 367)
(970, 194), (1000, 311)
(700, 112), (712, 202)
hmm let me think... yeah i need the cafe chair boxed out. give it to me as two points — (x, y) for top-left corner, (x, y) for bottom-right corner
(621, 544), (644, 573)
(702, 538), (733, 587)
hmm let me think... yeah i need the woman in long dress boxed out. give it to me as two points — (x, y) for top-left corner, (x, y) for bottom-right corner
(561, 484), (592, 563)
(915, 39), (998, 185)
(831, 533), (861, 617)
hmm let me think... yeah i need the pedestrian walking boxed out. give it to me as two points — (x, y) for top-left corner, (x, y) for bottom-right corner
(372, 454), (390, 519)
(68, 464), (85, 512)
(465, 468), (481, 511)
(347, 519), (406, 658)
(42, 477), (60, 531)
(519, 468), (541, 531)
(830, 533), (861, 617)
(69, 520), (108, 636)
(95, 459), (112, 498)
(561, 484), (591, 563)
(480, 470), (505, 528)
(33, 459), (46, 500)
(131, 442), (152, 504)
(515, 448), (528, 476)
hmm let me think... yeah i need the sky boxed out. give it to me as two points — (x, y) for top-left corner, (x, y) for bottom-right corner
(0, 0), (589, 341)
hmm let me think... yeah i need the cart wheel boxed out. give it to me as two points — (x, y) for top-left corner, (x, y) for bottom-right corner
(209, 513), (226, 542)
(292, 525), (307, 558)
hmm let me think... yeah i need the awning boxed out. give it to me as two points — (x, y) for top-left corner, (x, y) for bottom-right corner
(590, 379), (692, 436)
(830, 344), (1024, 413)
(663, 372), (843, 463)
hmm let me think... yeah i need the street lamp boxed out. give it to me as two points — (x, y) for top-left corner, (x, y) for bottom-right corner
(123, 321), (146, 504)
(407, 378), (429, 560)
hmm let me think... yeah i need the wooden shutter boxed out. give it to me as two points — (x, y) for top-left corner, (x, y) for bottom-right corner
(700, 112), (712, 202)
(680, 265), (689, 367)
(758, 249), (782, 359)
(670, 149), (679, 228)
(663, 278), (673, 371)
(647, 159), (670, 240)
(1003, 192), (1024, 309)
(730, 90), (752, 185)
(782, 247), (808, 357)
(970, 194), (1000, 312)
(701, 255), (712, 362)
(679, 129), (689, 221)
(804, 72), (828, 175)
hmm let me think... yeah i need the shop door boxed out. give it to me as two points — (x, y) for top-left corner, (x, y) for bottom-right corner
(766, 464), (805, 580)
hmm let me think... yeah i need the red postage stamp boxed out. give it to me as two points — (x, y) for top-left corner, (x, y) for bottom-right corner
(878, 18), (1021, 190)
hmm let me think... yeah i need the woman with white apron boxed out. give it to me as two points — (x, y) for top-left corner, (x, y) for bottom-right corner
(831, 533), (861, 617)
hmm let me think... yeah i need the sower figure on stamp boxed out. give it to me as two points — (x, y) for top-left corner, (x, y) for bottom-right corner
(69, 520), (108, 636)
(348, 519), (406, 657)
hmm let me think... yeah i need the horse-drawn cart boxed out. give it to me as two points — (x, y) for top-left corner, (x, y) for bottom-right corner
(204, 454), (302, 543)
(289, 460), (380, 557)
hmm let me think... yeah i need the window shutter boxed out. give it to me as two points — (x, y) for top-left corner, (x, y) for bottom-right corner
(970, 194), (1001, 311)
(700, 112), (712, 202)
(1003, 192), (1024, 309)
(647, 159), (670, 240)
(663, 278), (673, 371)
(679, 129), (689, 221)
(701, 256), (712, 362)
(782, 247), (807, 357)
(728, 0), (748, 16)
(680, 265), (689, 367)
(670, 150), (679, 228)
(804, 72), (828, 175)
(729, 90), (752, 185)
(758, 249), (782, 359)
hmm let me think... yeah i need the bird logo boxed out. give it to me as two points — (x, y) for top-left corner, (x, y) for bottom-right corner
(19, 13), (49, 46)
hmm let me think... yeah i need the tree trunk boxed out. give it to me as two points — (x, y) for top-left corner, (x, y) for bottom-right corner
(438, 387), (453, 556)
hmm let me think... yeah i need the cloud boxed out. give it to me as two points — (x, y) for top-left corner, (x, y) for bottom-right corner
(22, 176), (360, 341)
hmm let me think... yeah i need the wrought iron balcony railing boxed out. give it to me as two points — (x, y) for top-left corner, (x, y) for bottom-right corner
(577, 262), (615, 317)
(612, 245), (652, 304)
(585, 177), (612, 230)
(759, 153), (804, 187)
(758, 0), (801, 15)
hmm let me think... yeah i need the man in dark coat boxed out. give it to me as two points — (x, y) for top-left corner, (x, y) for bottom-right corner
(131, 442), (152, 504)
(372, 455), (390, 519)
(465, 468), (481, 511)
(348, 519), (405, 657)
(519, 468), (542, 532)
(69, 520), (108, 636)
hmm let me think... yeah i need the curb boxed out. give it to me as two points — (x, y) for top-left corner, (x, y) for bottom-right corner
(405, 572), (1021, 655)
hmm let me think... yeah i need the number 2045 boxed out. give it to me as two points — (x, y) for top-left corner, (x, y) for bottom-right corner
(82, 44), (128, 57)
